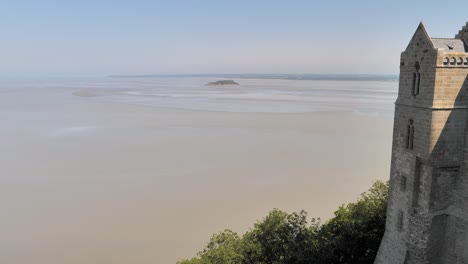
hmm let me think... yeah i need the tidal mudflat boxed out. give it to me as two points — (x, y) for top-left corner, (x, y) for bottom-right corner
(0, 77), (396, 264)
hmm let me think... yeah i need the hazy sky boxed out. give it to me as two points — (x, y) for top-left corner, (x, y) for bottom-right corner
(1, 0), (468, 77)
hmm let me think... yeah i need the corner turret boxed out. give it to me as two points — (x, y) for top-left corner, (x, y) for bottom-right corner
(455, 21), (468, 41)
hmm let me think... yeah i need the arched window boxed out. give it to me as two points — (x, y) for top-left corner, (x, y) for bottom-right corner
(406, 119), (415, 150)
(458, 57), (464, 65)
(464, 58), (468, 66)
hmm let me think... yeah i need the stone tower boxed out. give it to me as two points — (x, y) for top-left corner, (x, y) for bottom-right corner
(375, 22), (468, 264)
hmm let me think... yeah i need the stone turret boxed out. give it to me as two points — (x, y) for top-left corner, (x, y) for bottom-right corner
(455, 21), (468, 41)
(375, 22), (468, 264)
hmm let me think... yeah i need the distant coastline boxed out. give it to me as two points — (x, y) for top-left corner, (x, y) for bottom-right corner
(108, 73), (399, 82)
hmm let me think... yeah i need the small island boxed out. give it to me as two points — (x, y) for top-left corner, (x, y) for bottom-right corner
(205, 80), (239, 86)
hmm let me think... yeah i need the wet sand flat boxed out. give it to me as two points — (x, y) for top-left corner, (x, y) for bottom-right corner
(0, 81), (393, 264)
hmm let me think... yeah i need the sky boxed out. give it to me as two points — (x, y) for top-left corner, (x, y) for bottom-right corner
(1, 0), (468, 77)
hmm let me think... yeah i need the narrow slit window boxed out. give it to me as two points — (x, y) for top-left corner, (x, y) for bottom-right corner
(406, 119), (414, 150)
(412, 62), (420, 96)
(401, 176), (407, 191)
(413, 73), (421, 96)
(397, 210), (404, 231)
(409, 125), (415, 149)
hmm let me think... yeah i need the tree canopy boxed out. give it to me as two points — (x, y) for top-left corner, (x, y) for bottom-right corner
(177, 181), (388, 264)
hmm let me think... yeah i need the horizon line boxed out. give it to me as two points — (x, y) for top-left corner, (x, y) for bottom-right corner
(108, 73), (399, 81)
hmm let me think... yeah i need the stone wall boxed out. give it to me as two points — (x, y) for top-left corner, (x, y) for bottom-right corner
(375, 22), (468, 264)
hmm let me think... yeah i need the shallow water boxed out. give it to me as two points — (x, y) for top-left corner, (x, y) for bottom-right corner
(0, 77), (398, 115)
(0, 77), (395, 264)
(37, 77), (398, 115)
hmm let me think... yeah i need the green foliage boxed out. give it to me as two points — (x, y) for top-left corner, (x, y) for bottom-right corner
(177, 258), (203, 264)
(177, 230), (243, 264)
(314, 180), (389, 264)
(177, 181), (389, 264)
(242, 209), (316, 264)
(200, 230), (244, 264)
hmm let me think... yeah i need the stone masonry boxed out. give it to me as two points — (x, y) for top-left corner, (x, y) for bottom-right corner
(375, 22), (468, 264)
